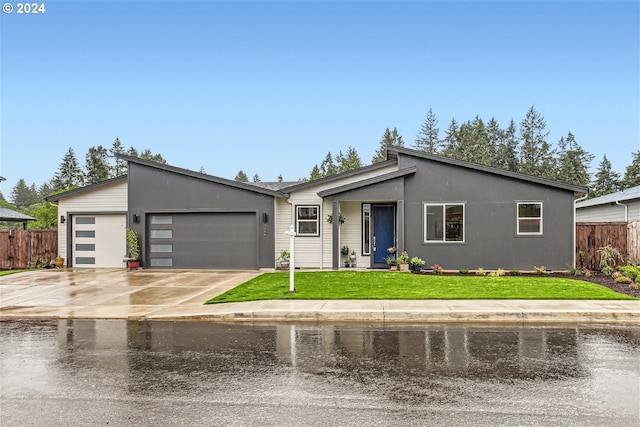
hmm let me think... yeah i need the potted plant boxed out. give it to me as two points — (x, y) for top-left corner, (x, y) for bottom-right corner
(410, 256), (426, 272)
(396, 251), (410, 272)
(340, 245), (350, 256)
(386, 255), (398, 271)
(277, 249), (290, 269)
(126, 227), (140, 269)
(431, 264), (443, 275)
(55, 256), (65, 268)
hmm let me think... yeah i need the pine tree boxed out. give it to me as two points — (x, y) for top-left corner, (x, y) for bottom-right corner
(518, 105), (555, 178)
(109, 137), (126, 177)
(253, 173), (261, 182)
(277, 174), (283, 182)
(320, 152), (338, 176)
(372, 127), (404, 164)
(140, 149), (166, 164)
(10, 179), (41, 207)
(414, 108), (440, 153)
(485, 117), (504, 168)
(309, 165), (322, 181)
(51, 147), (84, 190)
(623, 150), (640, 189)
(441, 118), (459, 158)
(38, 182), (53, 200)
(85, 145), (111, 184)
(555, 132), (594, 187)
(337, 146), (362, 172)
(234, 170), (249, 182)
(496, 119), (519, 172)
(591, 155), (622, 197)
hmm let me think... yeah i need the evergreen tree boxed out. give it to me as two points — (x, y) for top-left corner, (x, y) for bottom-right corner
(414, 108), (440, 153)
(234, 170), (249, 182)
(85, 145), (110, 185)
(518, 105), (555, 178)
(10, 179), (40, 207)
(555, 132), (594, 187)
(309, 165), (322, 181)
(140, 149), (167, 164)
(372, 127), (404, 164)
(623, 150), (640, 189)
(441, 118), (459, 158)
(337, 146), (363, 172)
(127, 147), (139, 157)
(485, 117), (504, 168)
(277, 174), (283, 182)
(320, 152), (338, 176)
(496, 119), (519, 172)
(38, 182), (53, 200)
(109, 137), (127, 177)
(253, 173), (261, 182)
(591, 155), (622, 197)
(198, 166), (206, 174)
(51, 147), (84, 191)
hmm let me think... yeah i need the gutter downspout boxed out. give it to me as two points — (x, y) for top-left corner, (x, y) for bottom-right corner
(615, 200), (628, 222)
(573, 193), (589, 268)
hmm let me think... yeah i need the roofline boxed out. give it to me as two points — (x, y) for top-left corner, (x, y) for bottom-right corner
(46, 175), (128, 202)
(0, 207), (36, 222)
(576, 185), (640, 208)
(116, 154), (287, 198)
(318, 166), (417, 198)
(387, 146), (589, 195)
(280, 160), (398, 194)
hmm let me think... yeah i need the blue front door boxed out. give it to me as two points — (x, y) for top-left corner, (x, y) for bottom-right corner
(372, 205), (396, 266)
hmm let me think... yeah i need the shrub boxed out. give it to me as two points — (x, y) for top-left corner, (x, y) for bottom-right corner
(598, 245), (624, 275)
(476, 268), (486, 276)
(629, 282), (639, 290)
(410, 257), (426, 267)
(534, 265), (547, 275)
(584, 270), (592, 277)
(510, 270), (521, 276)
(459, 268), (469, 274)
(614, 276), (633, 285)
(578, 251), (586, 270)
(617, 265), (640, 281)
(431, 264), (443, 274)
(396, 251), (409, 264)
(496, 268), (506, 277)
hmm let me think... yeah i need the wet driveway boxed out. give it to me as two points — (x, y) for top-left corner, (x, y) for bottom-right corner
(1, 320), (638, 426)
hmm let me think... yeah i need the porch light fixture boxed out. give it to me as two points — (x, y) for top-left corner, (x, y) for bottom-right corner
(60, 215), (65, 224)
(132, 214), (140, 223)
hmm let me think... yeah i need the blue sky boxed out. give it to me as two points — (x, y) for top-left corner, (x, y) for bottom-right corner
(1, 0), (638, 195)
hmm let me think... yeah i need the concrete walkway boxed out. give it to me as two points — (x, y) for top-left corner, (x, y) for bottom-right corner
(1, 269), (638, 324)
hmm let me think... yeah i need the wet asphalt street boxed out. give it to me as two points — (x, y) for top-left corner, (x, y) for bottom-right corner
(1, 320), (639, 426)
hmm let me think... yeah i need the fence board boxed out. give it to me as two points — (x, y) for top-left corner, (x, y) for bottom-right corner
(576, 222), (628, 270)
(0, 230), (58, 269)
(629, 221), (639, 264)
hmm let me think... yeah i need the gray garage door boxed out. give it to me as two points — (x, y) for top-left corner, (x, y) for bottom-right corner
(147, 212), (258, 269)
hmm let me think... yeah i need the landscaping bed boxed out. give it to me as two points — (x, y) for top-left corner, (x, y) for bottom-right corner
(567, 272), (640, 298)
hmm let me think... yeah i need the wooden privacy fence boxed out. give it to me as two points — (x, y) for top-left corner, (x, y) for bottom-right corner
(575, 222), (635, 270)
(0, 230), (58, 269)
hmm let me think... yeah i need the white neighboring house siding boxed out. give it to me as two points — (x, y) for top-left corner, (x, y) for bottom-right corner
(576, 201), (640, 222)
(275, 164), (397, 269)
(57, 180), (128, 261)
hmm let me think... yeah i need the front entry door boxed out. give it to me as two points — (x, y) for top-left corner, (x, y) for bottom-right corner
(372, 205), (396, 267)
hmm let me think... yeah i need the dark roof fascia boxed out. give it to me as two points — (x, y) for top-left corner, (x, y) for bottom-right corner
(576, 185), (640, 208)
(387, 146), (588, 195)
(116, 154), (287, 198)
(280, 160), (398, 194)
(318, 166), (417, 198)
(46, 175), (128, 202)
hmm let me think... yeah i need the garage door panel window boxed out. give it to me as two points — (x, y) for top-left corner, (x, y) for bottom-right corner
(150, 258), (173, 267)
(517, 202), (543, 235)
(75, 244), (95, 251)
(150, 229), (172, 238)
(150, 215), (173, 225)
(75, 230), (95, 238)
(75, 257), (95, 265)
(76, 217), (95, 224)
(151, 244), (173, 253)
(296, 206), (319, 236)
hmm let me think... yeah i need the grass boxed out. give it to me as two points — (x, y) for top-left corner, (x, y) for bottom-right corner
(0, 270), (28, 277)
(205, 271), (638, 304)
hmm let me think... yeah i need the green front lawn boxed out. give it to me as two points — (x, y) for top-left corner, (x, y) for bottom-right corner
(205, 271), (637, 304)
(0, 270), (27, 277)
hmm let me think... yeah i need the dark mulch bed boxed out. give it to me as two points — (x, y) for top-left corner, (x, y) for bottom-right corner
(562, 272), (640, 298)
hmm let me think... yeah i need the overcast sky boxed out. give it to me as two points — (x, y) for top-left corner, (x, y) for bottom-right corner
(1, 0), (638, 195)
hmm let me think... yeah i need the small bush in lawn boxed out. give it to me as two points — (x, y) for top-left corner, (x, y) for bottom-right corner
(614, 276), (633, 285)
(459, 268), (469, 275)
(617, 265), (640, 281)
(510, 270), (521, 276)
(476, 268), (486, 276)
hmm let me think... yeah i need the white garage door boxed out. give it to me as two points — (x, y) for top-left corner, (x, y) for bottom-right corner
(73, 214), (126, 268)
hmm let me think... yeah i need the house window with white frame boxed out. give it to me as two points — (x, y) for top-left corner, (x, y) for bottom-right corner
(424, 203), (465, 242)
(517, 202), (543, 235)
(296, 205), (320, 236)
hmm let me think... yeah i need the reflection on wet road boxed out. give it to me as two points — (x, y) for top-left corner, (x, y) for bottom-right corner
(1, 321), (638, 426)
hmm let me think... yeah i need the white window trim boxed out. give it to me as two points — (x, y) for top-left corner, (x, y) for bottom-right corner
(516, 201), (543, 235)
(296, 205), (320, 237)
(362, 204), (371, 255)
(423, 202), (465, 243)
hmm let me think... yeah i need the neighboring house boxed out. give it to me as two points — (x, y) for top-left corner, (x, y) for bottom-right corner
(47, 176), (128, 268)
(0, 207), (35, 229)
(50, 147), (587, 270)
(575, 185), (640, 223)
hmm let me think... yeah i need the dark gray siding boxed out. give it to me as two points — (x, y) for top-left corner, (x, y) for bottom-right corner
(127, 163), (275, 269)
(399, 155), (575, 270)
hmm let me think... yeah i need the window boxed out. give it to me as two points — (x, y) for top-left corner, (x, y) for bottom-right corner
(424, 203), (464, 242)
(150, 229), (172, 238)
(517, 202), (542, 235)
(296, 205), (319, 236)
(150, 215), (173, 225)
(362, 204), (371, 255)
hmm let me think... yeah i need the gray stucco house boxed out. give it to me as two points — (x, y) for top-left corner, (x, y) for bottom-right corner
(51, 146), (587, 270)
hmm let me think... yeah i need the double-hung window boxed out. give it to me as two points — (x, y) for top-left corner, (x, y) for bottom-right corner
(517, 202), (543, 235)
(296, 205), (319, 236)
(424, 203), (465, 242)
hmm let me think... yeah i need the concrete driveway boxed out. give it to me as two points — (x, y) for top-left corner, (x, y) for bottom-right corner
(1, 269), (639, 324)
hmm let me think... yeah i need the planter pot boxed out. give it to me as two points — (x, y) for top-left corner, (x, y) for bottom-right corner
(280, 261), (290, 269)
(127, 259), (140, 270)
(55, 260), (64, 268)
(389, 265), (398, 271)
(399, 263), (409, 272)
(410, 265), (423, 273)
